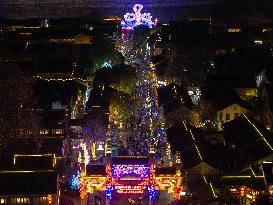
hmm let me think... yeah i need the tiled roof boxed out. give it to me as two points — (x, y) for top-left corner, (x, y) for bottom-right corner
(167, 122), (219, 172)
(111, 156), (149, 165)
(0, 170), (57, 195)
(86, 165), (106, 176)
(14, 154), (54, 170)
(224, 114), (273, 161)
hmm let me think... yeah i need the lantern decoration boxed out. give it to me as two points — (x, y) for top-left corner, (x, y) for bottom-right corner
(252, 191), (257, 202)
(240, 186), (245, 196)
(149, 164), (156, 199)
(47, 195), (52, 204)
(80, 176), (87, 199)
(173, 170), (183, 199)
(105, 164), (113, 200)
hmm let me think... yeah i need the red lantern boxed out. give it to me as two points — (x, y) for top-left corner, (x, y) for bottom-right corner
(240, 186), (245, 196)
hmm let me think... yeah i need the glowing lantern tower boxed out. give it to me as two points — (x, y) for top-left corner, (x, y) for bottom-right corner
(121, 4), (158, 30)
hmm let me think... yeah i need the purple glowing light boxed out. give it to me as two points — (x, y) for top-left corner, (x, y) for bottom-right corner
(121, 4), (158, 30)
(112, 164), (150, 178)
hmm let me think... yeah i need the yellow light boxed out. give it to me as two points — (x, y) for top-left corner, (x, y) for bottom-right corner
(263, 161), (273, 163)
(203, 176), (208, 184)
(14, 154), (54, 166)
(53, 154), (56, 167)
(0, 170), (53, 173)
(210, 183), (217, 198)
(92, 142), (96, 159)
(243, 114), (273, 151)
(47, 194), (52, 204)
(222, 175), (263, 178)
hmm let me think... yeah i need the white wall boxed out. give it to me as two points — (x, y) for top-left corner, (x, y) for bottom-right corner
(217, 103), (247, 123)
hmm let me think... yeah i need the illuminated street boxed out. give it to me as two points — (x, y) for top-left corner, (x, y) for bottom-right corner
(1, 1), (273, 205)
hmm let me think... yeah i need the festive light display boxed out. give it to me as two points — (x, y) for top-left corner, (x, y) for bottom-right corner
(80, 176), (87, 199)
(149, 164), (156, 199)
(97, 144), (104, 151)
(101, 60), (112, 68)
(121, 4), (158, 30)
(209, 183), (217, 198)
(106, 186), (114, 200)
(188, 87), (201, 106)
(173, 170), (183, 199)
(80, 162), (183, 202)
(116, 185), (146, 193)
(112, 164), (150, 178)
(78, 14), (184, 201)
(69, 170), (81, 190)
(92, 142), (96, 159)
(36, 75), (88, 82)
(105, 164), (113, 200)
(240, 186), (245, 196)
(47, 195), (52, 204)
(86, 177), (106, 193)
(78, 143), (90, 165)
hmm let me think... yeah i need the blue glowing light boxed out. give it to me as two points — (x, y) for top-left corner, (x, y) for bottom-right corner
(101, 60), (112, 68)
(106, 186), (114, 200)
(148, 185), (156, 199)
(69, 170), (81, 190)
(121, 4), (158, 30)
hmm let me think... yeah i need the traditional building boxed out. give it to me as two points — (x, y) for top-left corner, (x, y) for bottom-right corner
(79, 156), (182, 205)
(0, 154), (59, 205)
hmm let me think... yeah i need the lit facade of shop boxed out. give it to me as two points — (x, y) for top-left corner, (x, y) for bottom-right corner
(79, 157), (182, 205)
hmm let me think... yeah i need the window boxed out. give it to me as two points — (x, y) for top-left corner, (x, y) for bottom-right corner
(226, 113), (230, 121)
(40, 129), (49, 135)
(228, 28), (241, 33)
(234, 113), (239, 118)
(53, 129), (63, 135)
(0, 198), (6, 204)
(10, 197), (30, 204)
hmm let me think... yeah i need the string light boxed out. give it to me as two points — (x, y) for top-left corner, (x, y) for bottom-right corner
(36, 75), (89, 82)
(47, 195), (52, 204)
(70, 170), (81, 190)
(210, 183), (217, 198)
(243, 114), (273, 151)
(80, 176), (87, 199)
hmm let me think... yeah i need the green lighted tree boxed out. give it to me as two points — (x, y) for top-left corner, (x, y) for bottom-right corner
(91, 39), (123, 71)
(109, 90), (136, 123)
(108, 65), (137, 95)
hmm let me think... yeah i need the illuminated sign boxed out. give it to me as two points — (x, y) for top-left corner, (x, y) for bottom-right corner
(115, 185), (146, 194)
(112, 165), (150, 178)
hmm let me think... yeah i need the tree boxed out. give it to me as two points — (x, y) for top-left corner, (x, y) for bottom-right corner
(0, 63), (40, 153)
(82, 111), (107, 142)
(108, 65), (137, 95)
(109, 90), (136, 123)
(91, 39), (123, 71)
